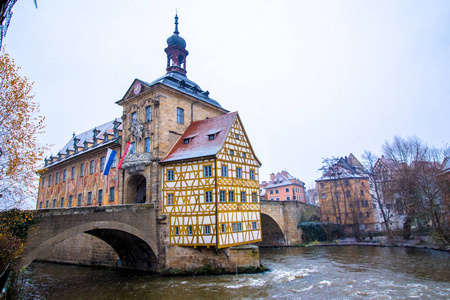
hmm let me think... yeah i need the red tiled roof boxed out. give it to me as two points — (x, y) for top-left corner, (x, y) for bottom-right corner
(161, 112), (238, 163)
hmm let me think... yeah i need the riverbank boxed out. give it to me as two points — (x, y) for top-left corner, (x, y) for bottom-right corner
(314, 236), (450, 253)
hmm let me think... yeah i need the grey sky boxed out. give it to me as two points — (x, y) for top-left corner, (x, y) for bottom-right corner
(5, 0), (450, 188)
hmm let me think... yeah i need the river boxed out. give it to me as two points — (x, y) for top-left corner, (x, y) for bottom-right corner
(22, 246), (450, 299)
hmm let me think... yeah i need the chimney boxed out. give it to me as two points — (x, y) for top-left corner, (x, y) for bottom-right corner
(270, 173), (275, 182)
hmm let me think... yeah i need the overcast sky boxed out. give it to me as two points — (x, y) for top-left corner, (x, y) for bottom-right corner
(5, 0), (450, 188)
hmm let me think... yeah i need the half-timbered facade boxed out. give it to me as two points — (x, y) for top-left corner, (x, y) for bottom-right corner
(161, 112), (262, 248)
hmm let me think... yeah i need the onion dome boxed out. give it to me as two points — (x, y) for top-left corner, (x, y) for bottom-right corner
(166, 14), (186, 48)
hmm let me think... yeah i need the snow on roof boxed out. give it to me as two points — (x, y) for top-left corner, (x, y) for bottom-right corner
(316, 164), (368, 182)
(265, 171), (305, 189)
(161, 112), (237, 163)
(60, 118), (122, 153)
(43, 118), (122, 169)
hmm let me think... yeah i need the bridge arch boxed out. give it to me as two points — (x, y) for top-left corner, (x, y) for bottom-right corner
(259, 213), (287, 246)
(21, 221), (158, 270)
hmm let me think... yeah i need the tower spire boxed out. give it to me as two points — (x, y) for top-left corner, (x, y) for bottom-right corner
(165, 13), (189, 75)
(174, 13), (179, 35)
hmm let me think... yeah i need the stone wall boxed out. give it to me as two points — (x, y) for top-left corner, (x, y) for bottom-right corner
(36, 233), (119, 267)
(164, 244), (260, 272)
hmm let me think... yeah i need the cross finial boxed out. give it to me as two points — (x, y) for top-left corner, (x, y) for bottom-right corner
(174, 13), (179, 35)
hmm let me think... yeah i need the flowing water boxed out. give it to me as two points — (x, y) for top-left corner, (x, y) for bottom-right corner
(22, 246), (450, 299)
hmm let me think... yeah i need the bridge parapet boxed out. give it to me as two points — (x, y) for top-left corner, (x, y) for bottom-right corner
(31, 203), (155, 217)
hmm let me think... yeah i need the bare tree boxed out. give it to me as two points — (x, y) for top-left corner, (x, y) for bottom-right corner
(361, 150), (394, 238)
(383, 136), (449, 244)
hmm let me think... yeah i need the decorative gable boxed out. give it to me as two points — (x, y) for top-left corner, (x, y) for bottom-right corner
(216, 115), (261, 168)
(117, 79), (151, 104)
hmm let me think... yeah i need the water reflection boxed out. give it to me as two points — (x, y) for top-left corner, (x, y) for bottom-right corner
(23, 246), (450, 299)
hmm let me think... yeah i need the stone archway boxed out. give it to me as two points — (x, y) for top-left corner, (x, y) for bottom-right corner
(258, 213), (287, 246)
(126, 174), (147, 204)
(21, 221), (159, 270)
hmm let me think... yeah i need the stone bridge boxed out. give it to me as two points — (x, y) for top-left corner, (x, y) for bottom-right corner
(21, 204), (158, 270)
(259, 200), (319, 246)
(21, 201), (318, 271)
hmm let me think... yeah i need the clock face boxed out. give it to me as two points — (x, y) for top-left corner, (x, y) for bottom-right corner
(133, 83), (141, 95)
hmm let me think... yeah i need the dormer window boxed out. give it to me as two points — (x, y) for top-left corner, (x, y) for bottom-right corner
(183, 134), (196, 145)
(207, 130), (220, 141)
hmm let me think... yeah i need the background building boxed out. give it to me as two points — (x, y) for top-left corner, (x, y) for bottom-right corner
(316, 154), (375, 233)
(260, 171), (306, 203)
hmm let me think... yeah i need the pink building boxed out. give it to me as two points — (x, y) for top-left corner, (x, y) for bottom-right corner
(260, 171), (306, 203)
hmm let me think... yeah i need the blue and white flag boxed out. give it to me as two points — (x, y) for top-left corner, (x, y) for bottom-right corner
(103, 148), (117, 176)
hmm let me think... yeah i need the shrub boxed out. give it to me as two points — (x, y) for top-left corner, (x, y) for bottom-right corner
(298, 222), (342, 243)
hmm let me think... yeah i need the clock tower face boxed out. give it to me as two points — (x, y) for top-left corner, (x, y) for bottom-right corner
(133, 83), (142, 95)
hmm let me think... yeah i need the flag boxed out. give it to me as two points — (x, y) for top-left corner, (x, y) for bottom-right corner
(118, 141), (131, 170)
(103, 148), (117, 176)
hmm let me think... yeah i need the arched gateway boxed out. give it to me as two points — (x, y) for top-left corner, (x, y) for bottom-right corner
(126, 174), (147, 204)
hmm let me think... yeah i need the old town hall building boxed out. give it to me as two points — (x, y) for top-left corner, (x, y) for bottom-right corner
(37, 16), (262, 267)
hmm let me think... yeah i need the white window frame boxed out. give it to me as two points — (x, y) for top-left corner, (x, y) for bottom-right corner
(222, 165), (227, 177)
(204, 165), (212, 177)
(205, 191), (213, 203)
(220, 190), (226, 202)
(236, 167), (241, 178)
